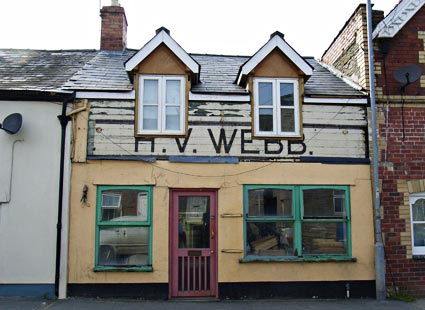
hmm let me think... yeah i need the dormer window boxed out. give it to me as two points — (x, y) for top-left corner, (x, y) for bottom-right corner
(253, 77), (300, 138)
(125, 27), (199, 137)
(138, 75), (186, 135)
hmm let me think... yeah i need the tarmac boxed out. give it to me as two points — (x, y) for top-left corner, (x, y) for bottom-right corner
(1, 297), (425, 310)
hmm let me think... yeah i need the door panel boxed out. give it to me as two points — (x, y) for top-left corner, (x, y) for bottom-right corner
(170, 190), (217, 298)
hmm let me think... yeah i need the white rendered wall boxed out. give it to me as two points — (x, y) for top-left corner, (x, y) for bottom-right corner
(0, 101), (68, 285)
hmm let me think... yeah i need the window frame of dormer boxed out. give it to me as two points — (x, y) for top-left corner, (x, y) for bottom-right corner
(253, 77), (301, 138)
(136, 74), (186, 136)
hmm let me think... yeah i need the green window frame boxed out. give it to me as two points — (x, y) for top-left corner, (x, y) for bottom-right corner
(243, 185), (352, 262)
(95, 185), (153, 271)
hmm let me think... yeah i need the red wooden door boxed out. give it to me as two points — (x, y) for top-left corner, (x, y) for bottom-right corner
(169, 190), (217, 298)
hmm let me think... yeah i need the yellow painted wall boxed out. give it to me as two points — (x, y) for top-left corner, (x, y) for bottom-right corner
(68, 160), (375, 284)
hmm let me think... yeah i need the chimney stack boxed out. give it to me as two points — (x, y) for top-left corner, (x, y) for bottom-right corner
(100, 0), (128, 50)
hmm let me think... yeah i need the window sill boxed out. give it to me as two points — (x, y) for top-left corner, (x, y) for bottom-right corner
(239, 256), (356, 263)
(413, 255), (425, 260)
(94, 266), (153, 272)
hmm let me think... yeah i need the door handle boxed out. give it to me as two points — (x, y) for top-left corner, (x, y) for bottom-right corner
(211, 230), (215, 239)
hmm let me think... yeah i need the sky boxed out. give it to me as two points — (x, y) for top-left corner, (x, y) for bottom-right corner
(0, 0), (400, 58)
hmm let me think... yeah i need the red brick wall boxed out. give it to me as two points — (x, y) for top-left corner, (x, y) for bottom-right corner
(379, 106), (425, 296)
(374, 9), (425, 97)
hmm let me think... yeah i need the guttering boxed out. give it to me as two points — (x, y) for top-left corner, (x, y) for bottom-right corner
(0, 89), (74, 102)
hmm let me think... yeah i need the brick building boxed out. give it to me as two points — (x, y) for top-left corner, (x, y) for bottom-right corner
(322, 0), (425, 296)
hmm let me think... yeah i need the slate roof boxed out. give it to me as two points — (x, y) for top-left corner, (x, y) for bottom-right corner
(0, 49), (365, 98)
(0, 49), (97, 93)
(63, 50), (135, 91)
(190, 54), (249, 94)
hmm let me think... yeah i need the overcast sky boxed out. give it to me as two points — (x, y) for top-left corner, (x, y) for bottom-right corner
(0, 0), (399, 58)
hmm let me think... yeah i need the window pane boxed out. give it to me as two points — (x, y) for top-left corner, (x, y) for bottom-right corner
(303, 189), (346, 218)
(280, 83), (294, 106)
(178, 196), (210, 248)
(412, 199), (425, 221)
(101, 189), (148, 222)
(143, 106), (158, 130)
(259, 108), (273, 132)
(258, 82), (273, 106)
(166, 80), (181, 104)
(165, 106), (180, 130)
(302, 222), (347, 255)
(143, 79), (158, 103)
(280, 108), (295, 132)
(247, 222), (294, 256)
(98, 226), (149, 266)
(247, 188), (292, 217)
(413, 223), (425, 247)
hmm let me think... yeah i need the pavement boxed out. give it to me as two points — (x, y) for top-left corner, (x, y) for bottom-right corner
(1, 297), (425, 310)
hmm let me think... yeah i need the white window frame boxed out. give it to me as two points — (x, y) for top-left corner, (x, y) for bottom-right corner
(410, 193), (425, 255)
(253, 77), (300, 138)
(101, 193), (122, 209)
(138, 75), (186, 135)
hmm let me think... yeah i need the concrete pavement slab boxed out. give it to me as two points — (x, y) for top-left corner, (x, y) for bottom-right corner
(1, 297), (424, 310)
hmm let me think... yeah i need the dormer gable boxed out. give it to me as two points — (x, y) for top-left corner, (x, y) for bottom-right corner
(127, 27), (200, 137)
(237, 31), (313, 139)
(236, 31), (313, 86)
(125, 27), (200, 84)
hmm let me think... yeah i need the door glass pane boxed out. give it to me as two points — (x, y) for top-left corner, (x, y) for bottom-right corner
(98, 226), (149, 266)
(246, 222), (294, 256)
(143, 79), (158, 103)
(258, 82), (273, 106)
(302, 222), (347, 255)
(247, 188), (292, 217)
(143, 106), (158, 130)
(280, 83), (294, 106)
(101, 189), (149, 222)
(413, 224), (425, 246)
(280, 108), (295, 132)
(259, 108), (273, 132)
(303, 189), (346, 218)
(166, 80), (181, 104)
(166, 106), (180, 130)
(412, 199), (425, 221)
(178, 196), (210, 248)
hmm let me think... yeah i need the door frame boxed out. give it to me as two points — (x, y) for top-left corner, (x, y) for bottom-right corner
(169, 188), (218, 299)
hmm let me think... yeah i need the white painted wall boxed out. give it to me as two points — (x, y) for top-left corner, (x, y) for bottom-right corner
(0, 101), (69, 285)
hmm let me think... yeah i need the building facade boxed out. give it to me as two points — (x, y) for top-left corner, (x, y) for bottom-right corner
(0, 1), (380, 299)
(322, 0), (425, 297)
(63, 3), (376, 299)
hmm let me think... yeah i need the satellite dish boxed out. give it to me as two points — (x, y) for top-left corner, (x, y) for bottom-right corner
(0, 113), (23, 134)
(394, 64), (422, 84)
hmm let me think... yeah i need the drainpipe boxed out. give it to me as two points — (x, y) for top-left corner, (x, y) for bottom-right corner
(54, 95), (74, 298)
(366, 0), (386, 301)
